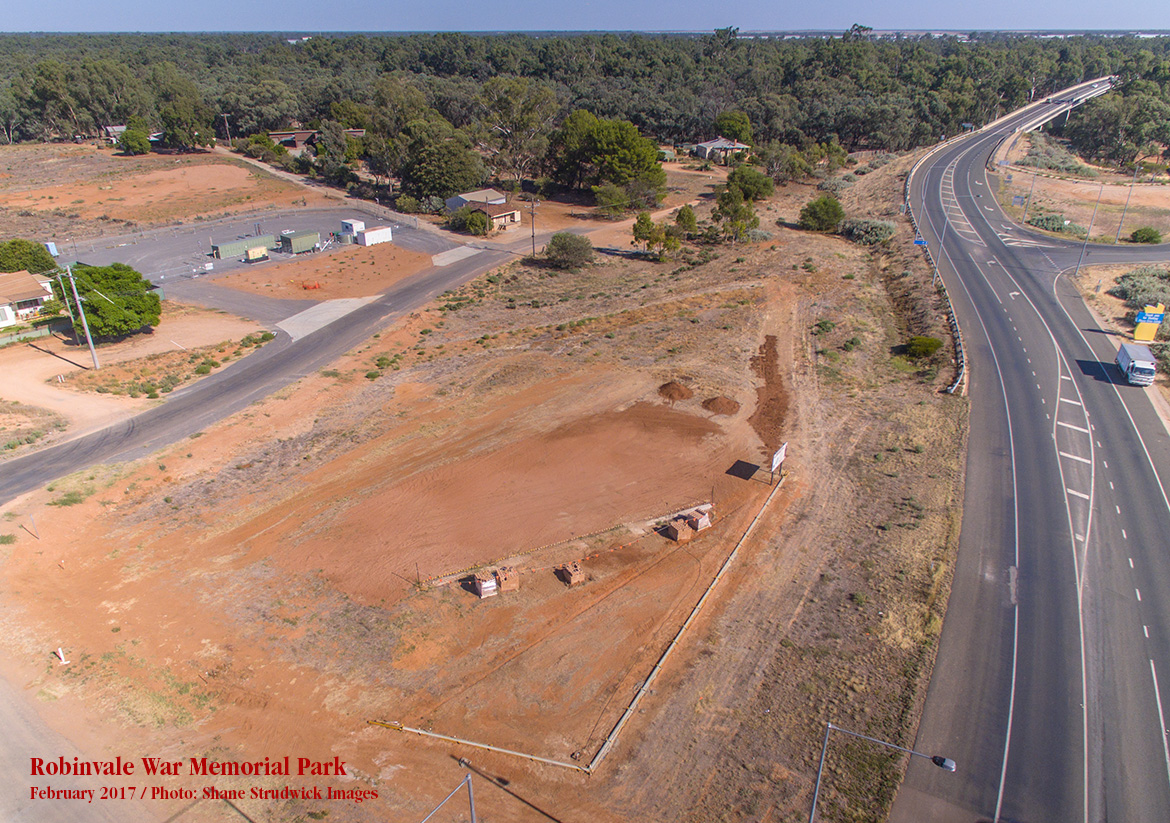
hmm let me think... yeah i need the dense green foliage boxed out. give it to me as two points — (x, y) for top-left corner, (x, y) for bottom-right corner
(545, 232), (593, 270)
(53, 263), (160, 339)
(726, 164), (775, 201)
(799, 195), (845, 232)
(1131, 226), (1163, 244)
(906, 336), (944, 359)
(0, 31), (1161, 159)
(116, 128), (151, 155)
(1027, 213), (1087, 237)
(0, 238), (56, 273)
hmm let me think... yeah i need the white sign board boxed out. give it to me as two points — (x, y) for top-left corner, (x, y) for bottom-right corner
(771, 442), (788, 473)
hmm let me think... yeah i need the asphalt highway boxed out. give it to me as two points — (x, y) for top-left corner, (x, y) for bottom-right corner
(893, 81), (1170, 823)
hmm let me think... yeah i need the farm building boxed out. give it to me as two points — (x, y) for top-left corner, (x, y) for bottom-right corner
(445, 188), (507, 212)
(340, 219), (365, 235)
(0, 271), (54, 328)
(686, 507), (713, 531)
(280, 231), (320, 255)
(267, 128), (366, 151)
(356, 227), (393, 246)
(694, 136), (751, 162)
(212, 234), (278, 259)
(472, 203), (522, 231)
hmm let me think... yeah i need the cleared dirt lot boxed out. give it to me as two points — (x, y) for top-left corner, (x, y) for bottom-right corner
(0, 155), (966, 822)
(0, 143), (335, 241)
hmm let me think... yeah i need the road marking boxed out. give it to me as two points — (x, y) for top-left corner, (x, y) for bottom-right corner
(1123, 529), (1128, 539)
(1110, 481), (1115, 490)
(1061, 374), (1072, 380)
(1151, 661), (1170, 800)
(1096, 441), (1102, 448)
(1060, 397), (1083, 406)
(1137, 589), (1142, 601)
(1060, 451), (1092, 464)
(1058, 421), (1090, 433)
(1116, 505), (1121, 514)
(1130, 558), (1134, 568)
(1145, 625), (1150, 638)
(1075, 533), (1084, 542)
(1038, 384), (1042, 390)
(1103, 460), (1108, 468)
(1067, 488), (1090, 500)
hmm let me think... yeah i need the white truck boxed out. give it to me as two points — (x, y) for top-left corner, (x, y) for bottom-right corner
(1116, 341), (1157, 386)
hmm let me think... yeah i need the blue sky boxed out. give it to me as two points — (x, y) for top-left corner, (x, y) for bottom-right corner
(1, 0), (1167, 33)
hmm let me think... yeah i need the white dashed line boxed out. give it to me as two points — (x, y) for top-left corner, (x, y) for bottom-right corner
(1116, 505), (1121, 514)
(1145, 625), (1150, 638)
(1110, 481), (1115, 490)
(1123, 529), (1128, 539)
(1137, 589), (1143, 602)
(1130, 558), (1134, 568)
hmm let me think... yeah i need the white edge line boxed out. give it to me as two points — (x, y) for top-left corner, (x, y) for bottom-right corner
(1151, 660), (1170, 790)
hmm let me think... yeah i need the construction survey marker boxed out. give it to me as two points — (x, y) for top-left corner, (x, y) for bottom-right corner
(770, 442), (788, 483)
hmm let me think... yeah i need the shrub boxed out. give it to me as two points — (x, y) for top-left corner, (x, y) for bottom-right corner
(395, 195), (421, 213)
(744, 228), (773, 242)
(1018, 132), (1097, 177)
(1027, 214), (1070, 233)
(546, 232), (594, 270)
(465, 210), (490, 236)
(906, 335), (944, 359)
(839, 218), (896, 245)
(365, 370), (381, 380)
(817, 177), (853, 195)
(799, 195), (845, 232)
(1131, 227), (1163, 244)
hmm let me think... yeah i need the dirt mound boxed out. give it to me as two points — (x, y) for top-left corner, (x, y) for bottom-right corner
(701, 396), (741, 416)
(658, 381), (694, 403)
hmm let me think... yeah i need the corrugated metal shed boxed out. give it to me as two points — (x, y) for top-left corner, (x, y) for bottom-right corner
(212, 234), (277, 259)
(280, 231), (320, 254)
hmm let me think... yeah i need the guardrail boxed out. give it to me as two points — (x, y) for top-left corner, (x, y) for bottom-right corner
(905, 141), (967, 395)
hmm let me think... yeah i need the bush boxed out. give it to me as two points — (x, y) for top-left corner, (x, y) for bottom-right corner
(447, 205), (488, 235)
(395, 195), (421, 213)
(906, 336), (944, 359)
(1131, 226), (1163, 244)
(1018, 132), (1097, 178)
(799, 195), (845, 232)
(839, 218), (896, 245)
(1027, 214), (1070, 233)
(545, 232), (594, 270)
(817, 177), (853, 195)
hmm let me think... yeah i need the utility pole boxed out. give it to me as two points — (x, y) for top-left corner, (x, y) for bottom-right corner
(220, 113), (232, 146)
(529, 197), (539, 257)
(65, 266), (99, 370)
(1073, 183), (1104, 282)
(1115, 161), (1142, 243)
(1021, 171), (1038, 225)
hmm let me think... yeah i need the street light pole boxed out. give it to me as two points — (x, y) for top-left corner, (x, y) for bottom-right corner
(1072, 182), (1104, 281)
(1115, 161), (1141, 244)
(808, 721), (956, 822)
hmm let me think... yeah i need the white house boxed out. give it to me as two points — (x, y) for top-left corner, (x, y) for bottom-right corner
(445, 188), (507, 213)
(0, 271), (53, 329)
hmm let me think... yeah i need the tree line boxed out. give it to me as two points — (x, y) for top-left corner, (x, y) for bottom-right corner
(2, 30), (1167, 158)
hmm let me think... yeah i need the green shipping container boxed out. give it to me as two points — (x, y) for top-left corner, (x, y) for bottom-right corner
(211, 234), (277, 259)
(281, 231), (320, 254)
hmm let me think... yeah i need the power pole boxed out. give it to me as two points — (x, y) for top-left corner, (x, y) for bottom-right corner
(1115, 161), (1142, 243)
(529, 198), (539, 257)
(220, 113), (232, 146)
(65, 266), (99, 370)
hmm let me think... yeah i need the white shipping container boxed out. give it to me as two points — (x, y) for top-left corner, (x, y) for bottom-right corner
(357, 226), (393, 246)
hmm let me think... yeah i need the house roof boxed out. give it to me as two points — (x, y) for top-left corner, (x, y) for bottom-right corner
(698, 136), (751, 151)
(0, 271), (52, 305)
(455, 188), (506, 204)
(473, 202), (521, 218)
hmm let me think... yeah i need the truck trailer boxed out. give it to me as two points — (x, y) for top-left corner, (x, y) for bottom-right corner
(1116, 341), (1157, 386)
